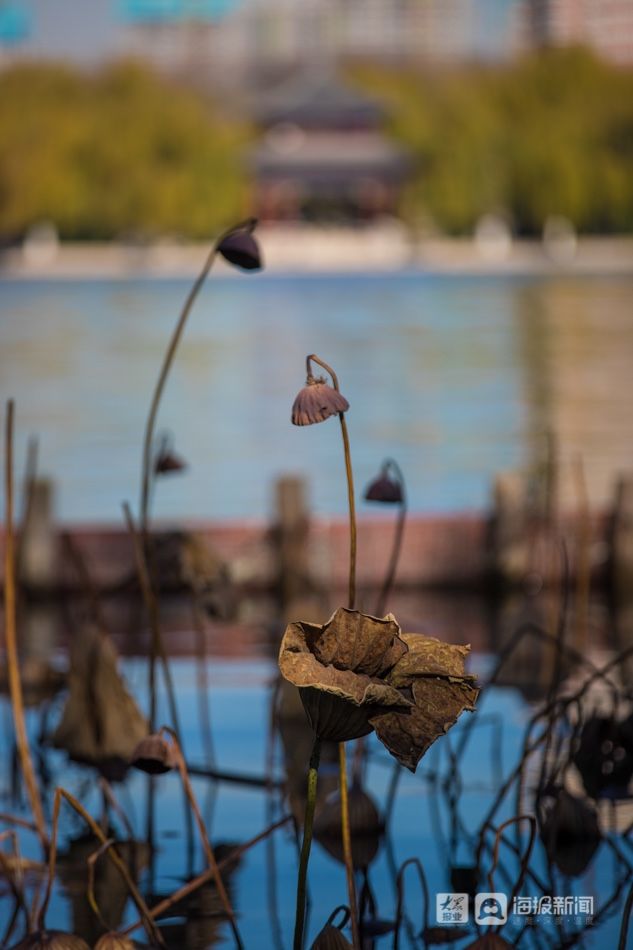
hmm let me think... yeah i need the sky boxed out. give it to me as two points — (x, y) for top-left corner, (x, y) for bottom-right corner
(5, 0), (518, 64)
(17, 0), (117, 62)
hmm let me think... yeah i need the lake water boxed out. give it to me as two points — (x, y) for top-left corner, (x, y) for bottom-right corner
(0, 272), (632, 523)
(1, 647), (630, 949)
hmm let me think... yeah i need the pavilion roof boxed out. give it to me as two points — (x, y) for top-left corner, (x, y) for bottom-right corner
(253, 70), (386, 130)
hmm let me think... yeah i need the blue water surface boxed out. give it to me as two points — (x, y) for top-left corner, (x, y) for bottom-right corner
(0, 271), (632, 522)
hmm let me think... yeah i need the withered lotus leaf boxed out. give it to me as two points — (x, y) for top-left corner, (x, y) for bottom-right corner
(291, 378), (349, 426)
(369, 677), (478, 773)
(278, 608), (478, 767)
(279, 610), (410, 742)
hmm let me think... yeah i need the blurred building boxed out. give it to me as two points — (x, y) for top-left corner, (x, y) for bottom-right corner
(511, 0), (633, 65)
(120, 0), (248, 77)
(249, 73), (410, 221)
(119, 0), (516, 83)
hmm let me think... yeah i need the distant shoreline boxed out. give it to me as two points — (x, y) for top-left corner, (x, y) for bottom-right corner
(1, 227), (632, 279)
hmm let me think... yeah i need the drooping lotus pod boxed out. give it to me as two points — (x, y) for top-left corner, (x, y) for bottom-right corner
(573, 714), (633, 798)
(10, 932), (90, 950)
(291, 376), (350, 426)
(540, 788), (601, 876)
(310, 925), (353, 949)
(314, 783), (384, 868)
(217, 220), (262, 271)
(130, 733), (176, 774)
(364, 469), (403, 504)
(154, 433), (187, 476)
(93, 935), (136, 950)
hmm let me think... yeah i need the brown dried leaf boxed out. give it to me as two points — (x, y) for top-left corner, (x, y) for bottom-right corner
(306, 608), (408, 676)
(386, 633), (472, 687)
(369, 677), (479, 772)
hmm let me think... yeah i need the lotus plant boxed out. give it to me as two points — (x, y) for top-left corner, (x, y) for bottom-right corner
(283, 355), (478, 950)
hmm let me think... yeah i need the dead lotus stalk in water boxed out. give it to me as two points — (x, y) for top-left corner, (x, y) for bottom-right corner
(3, 401), (48, 854)
(138, 219), (262, 735)
(363, 458), (407, 618)
(130, 726), (244, 949)
(286, 357), (478, 949)
(290, 354), (360, 948)
(280, 613), (478, 949)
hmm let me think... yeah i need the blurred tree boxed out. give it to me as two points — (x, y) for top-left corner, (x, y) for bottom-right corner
(350, 48), (633, 236)
(0, 61), (250, 240)
(1, 51), (631, 239)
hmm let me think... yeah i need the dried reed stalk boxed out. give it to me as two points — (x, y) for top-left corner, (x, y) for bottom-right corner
(3, 400), (48, 853)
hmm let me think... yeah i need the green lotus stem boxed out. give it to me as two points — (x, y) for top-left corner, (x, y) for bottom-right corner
(293, 736), (321, 950)
(338, 742), (360, 949)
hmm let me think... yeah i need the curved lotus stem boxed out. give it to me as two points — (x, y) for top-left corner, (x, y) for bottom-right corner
(293, 736), (322, 950)
(122, 502), (194, 881)
(0, 829), (28, 945)
(304, 354), (359, 949)
(160, 727), (244, 950)
(488, 814), (536, 910)
(394, 857), (430, 950)
(137, 219), (257, 748)
(140, 217), (257, 537)
(37, 787), (163, 947)
(122, 502), (180, 735)
(86, 838), (119, 932)
(306, 354), (356, 611)
(121, 816), (291, 938)
(374, 459), (407, 618)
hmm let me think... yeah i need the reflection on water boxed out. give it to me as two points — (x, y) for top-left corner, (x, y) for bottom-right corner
(0, 273), (631, 521)
(0, 592), (633, 950)
(1, 623), (631, 949)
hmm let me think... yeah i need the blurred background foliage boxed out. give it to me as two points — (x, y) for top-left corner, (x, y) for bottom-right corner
(0, 47), (631, 240)
(0, 60), (250, 240)
(350, 47), (633, 236)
